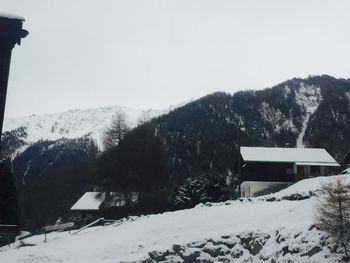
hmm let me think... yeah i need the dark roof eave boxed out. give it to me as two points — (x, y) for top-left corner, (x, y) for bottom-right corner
(243, 160), (339, 166)
(70, 209), (100, 212)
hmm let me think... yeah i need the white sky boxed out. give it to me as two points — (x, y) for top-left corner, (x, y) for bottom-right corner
(2, 0), (350, 117)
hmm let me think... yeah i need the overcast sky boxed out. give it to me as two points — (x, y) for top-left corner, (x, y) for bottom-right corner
(2, 0), (350, 117)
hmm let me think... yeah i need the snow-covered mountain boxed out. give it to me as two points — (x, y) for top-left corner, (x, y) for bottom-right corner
(3, 100), (194, 151)
(1, 173), (349, 263)
(3, 106), (160, 150)
(3, 103), (188, 150)
(2, 75), (350, 233)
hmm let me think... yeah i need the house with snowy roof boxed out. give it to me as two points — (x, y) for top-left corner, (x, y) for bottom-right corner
(70, 192), (138, 221)
(240, 146), (339, 197)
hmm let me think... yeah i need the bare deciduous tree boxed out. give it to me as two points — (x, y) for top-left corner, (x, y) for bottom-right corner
(316, 178), (350, 260)
(102, 111), (129, 151)
(136, 110), (153, 125)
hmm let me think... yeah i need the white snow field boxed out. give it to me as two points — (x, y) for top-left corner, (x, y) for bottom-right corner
(2, 100), (192, 151)
(3, 105), (163, 150)
(1, 174), (350, 263)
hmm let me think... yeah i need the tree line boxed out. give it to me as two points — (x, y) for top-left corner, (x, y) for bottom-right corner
(93, 113), (170, 217)
(94, 111), (234, 218)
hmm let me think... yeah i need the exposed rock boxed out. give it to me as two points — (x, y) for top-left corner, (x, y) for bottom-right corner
(141, 258), (156, 263)
(281, 193), (310, 201)
(188, 241), (206, 249)
(195, 259), (214, 263)
(238, 232), (270, 255)
(276, 234), (285, 244)
(231, 248), (243, 258)
(308, 224), (318, 231)
(148, 250), (169, 261)
(163, 255), (183, 263)
(293, 232), (301, 239)
(203, 244), (229, 257)
(301, 246), (322, 257)
(217, 257), (231, 262)
(281, 246), (301, 256)
(265, 197), (277, 202)
(195, 252), (215, 263)
(179, 250), (200, 263)
(259, 254), (269, 261)
(172, 244), (183, 253)
(141, 229), (344, 263)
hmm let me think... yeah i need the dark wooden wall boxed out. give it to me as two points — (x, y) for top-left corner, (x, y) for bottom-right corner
(241, 162), (295, 182)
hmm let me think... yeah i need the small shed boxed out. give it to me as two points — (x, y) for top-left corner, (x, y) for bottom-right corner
(240, 146), (339, 197)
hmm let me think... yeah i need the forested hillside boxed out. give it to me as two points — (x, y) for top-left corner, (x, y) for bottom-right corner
(1, 136), (98, 230)
(2, 75), (350, 231)
(148, 75), (350, 205)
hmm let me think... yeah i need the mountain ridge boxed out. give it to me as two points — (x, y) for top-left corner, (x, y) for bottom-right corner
(3, 99), (195, 151)
(3, 105), (162, 150)
(2, 75), (350, 230)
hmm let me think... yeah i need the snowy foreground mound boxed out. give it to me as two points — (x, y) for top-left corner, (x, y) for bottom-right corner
(1, 175), (350, 263)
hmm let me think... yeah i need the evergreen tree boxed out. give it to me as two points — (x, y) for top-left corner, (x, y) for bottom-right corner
(171, 170), (230, 209)
(0, 163), (19, 226)
(118, 123), (169, 193)
(13, 137), (97, 231)
(95, 123), (170, 216)
(172, 177), (208, 209)
(102, 111), (129, 151)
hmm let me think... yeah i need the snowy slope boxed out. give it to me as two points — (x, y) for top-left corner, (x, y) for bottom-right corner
(3, 100), (193, 150)
(295, 83), (322, 147)
(1, 174), (349, 263)
(3, 106), (165, 150)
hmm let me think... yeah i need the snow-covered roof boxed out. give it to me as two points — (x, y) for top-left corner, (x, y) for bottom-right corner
(70, 192), (139, 211)
(70, 192), (105, 211)
(240, 147), (339, 166)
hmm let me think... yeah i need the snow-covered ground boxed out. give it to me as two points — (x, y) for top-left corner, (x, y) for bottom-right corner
(1, 173), (350, 263)
(295, 83), (322, 148)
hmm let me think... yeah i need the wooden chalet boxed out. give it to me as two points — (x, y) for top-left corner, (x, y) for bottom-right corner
(70, 192), (106, 218)
(240, 146), (340, 197)
(69, 192), (138, 223)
